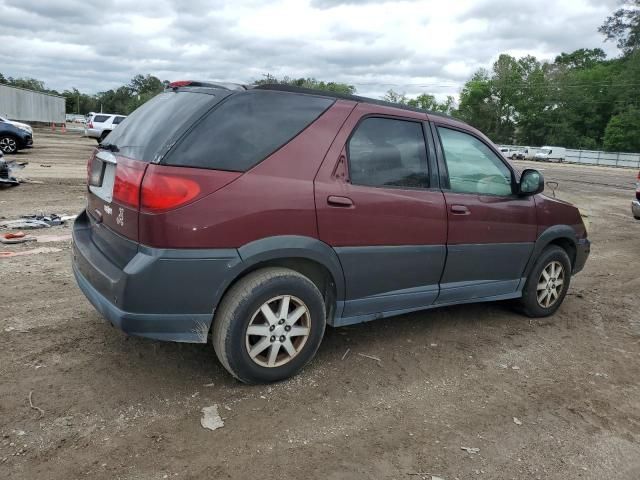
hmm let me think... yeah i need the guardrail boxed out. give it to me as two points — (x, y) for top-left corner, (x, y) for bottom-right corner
(498, 145), (640, 169)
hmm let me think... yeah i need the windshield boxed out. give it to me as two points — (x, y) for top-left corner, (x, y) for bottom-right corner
(103, 90), (228, 161)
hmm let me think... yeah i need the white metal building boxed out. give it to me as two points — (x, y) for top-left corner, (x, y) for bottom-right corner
(0, 84), (65, 124)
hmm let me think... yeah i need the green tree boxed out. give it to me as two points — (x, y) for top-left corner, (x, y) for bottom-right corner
(599, 0), (640, 54)
(603, 107), (640, 151)
(255, 74), (356, 95)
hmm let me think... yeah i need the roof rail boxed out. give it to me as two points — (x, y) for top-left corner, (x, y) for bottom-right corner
(251, 83), (454, 119)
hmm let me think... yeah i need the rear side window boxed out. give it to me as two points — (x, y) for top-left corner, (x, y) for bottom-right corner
(104, 91), (224, 161)
(93, 115), (110, 123)
(112, 116), (126, 125)
(165, 91), (334, 171)
(347, 117), (429, 189)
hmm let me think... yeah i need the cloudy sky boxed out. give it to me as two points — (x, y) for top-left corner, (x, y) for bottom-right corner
(0, 0), (621, 99)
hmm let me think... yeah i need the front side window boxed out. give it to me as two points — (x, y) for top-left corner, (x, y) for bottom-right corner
(438, 127), (512, 196)
(348, 117), (429, 189)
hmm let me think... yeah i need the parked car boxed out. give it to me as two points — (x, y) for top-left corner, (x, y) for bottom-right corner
(499, 147), (518, 159)
(632, 171), (640, 220)
(535, 146), (566, 162)
(513, 147), (538, 160)
(72, 82), (590, 383)
(0, 118), (33, 153)
(85, 113), (127, 143)
(0, 115), (33, 135)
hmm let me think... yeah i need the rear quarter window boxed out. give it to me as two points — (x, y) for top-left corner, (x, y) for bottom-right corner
(164, 91), (334, 172)
(93, 115), (111, 123)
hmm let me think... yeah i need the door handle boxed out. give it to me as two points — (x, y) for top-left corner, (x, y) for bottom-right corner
(327, 195), (354, 207)
(450, 204), (470, 215)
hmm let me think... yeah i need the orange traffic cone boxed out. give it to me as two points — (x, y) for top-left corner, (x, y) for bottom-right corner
(51, 122), (56, 131)
(61, 123), (66, 133)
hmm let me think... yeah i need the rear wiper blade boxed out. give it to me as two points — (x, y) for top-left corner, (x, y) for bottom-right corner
(98, 143), (119, 152)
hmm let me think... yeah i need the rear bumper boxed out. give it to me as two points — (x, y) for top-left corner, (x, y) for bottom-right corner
(632, 200), (640, 219)
(84, 128), (101, 138)
(71, 210), (241, 343)
(573, 238), (590, 274)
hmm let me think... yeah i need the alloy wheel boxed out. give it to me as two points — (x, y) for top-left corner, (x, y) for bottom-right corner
(245, 295), (311, 368)
(536, 261), (565, 308)
(0, 137), (17, 153)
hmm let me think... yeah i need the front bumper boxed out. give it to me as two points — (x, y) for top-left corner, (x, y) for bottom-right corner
(632, 199), (640, 219)
(72, 210), (241, 343)
(573, 238), (590, 274)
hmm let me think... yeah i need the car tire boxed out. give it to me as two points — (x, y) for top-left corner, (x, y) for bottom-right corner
(517, 245), (572, 318)
(212, 267), (326, 384)
(0, 135), (18, 154)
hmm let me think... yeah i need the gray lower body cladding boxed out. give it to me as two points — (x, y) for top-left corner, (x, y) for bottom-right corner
(72, 210), (240, 343)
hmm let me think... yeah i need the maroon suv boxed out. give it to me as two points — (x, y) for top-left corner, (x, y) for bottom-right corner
(72, 82), (590, 383)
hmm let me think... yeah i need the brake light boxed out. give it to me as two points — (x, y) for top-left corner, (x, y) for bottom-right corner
(113, 160), (146, 208)
(88, 121), (93, 129)
(168, 80), (193, 88)
(140, 170), (201, 212)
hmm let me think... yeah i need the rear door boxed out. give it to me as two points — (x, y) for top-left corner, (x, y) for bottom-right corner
(432, 122), (537, 304)
(315, 104), (447, 320)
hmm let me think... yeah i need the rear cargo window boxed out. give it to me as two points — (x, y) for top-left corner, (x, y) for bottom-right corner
(93, 115), (111, 123)
(164, 91), (334, 172)
(112, 116), (126, 125)
(103, 91), (225, 161)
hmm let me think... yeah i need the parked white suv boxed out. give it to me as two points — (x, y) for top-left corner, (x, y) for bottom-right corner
(85, 113), (127, 143)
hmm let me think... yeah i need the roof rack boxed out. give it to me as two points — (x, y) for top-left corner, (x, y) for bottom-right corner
(167, 80), (247, 91)
(252, 83), (453, 119)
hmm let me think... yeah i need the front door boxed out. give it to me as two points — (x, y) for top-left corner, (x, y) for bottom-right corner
(433, 124), (537, 304)
(315, 105), (448, 322)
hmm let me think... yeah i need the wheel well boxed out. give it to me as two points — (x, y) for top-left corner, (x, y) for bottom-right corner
(548, 237), (576, 267)
(218, 258), (337, 324)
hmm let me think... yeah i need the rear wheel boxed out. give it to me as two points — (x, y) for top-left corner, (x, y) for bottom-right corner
(0, 135), (18, 153)
(212, 267), (326, 384)
(517, 245), (572, 317)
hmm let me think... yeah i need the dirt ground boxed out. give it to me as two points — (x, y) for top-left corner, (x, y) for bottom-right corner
(1, 130), (639, 480)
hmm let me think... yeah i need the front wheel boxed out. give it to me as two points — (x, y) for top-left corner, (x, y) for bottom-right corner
(517, 245), (572, 317)
(212, 267), (326, 384)
(0, 135), (18, 154)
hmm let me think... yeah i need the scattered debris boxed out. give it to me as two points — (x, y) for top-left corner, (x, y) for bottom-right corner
(0, 231), (37, 244)
(203, 382), (215, 387)
(430, 343), (438, 347)
(513, 417), (522, 426)
(408, 474), (444, 479)
(200, 405), (224, 431)
(0, 214), (77, 230)
(341, 348), (351, 360)
(357, 353), (382, 364)
(0, 156), (26, 187)
(511, 366), (520, 370)
(39, 164), (52, 168)
(28, 391), (45, 419)
(0, 247), (62, 258)
(461, 446), (480, 454)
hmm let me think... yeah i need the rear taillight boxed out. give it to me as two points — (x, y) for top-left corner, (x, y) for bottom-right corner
(88, 121), (93, 129)
(141, 169), (201, 212)
(636, 171), (640, 200)
(113, 160), (146, 208)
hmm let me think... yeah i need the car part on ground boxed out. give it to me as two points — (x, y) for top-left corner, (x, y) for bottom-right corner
(71, 82), (591, 383)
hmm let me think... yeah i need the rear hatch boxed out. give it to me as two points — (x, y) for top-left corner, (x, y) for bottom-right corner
(85, 88), (231, 254)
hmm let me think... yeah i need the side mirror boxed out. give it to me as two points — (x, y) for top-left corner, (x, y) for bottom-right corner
(519, 169), (544, 195)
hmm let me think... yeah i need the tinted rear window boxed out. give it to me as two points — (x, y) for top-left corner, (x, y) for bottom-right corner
(112, 116), (126, 125)
(164, 91), (334, 171)
(93, 115), (110, 123)
(104, 91), (225, 161)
